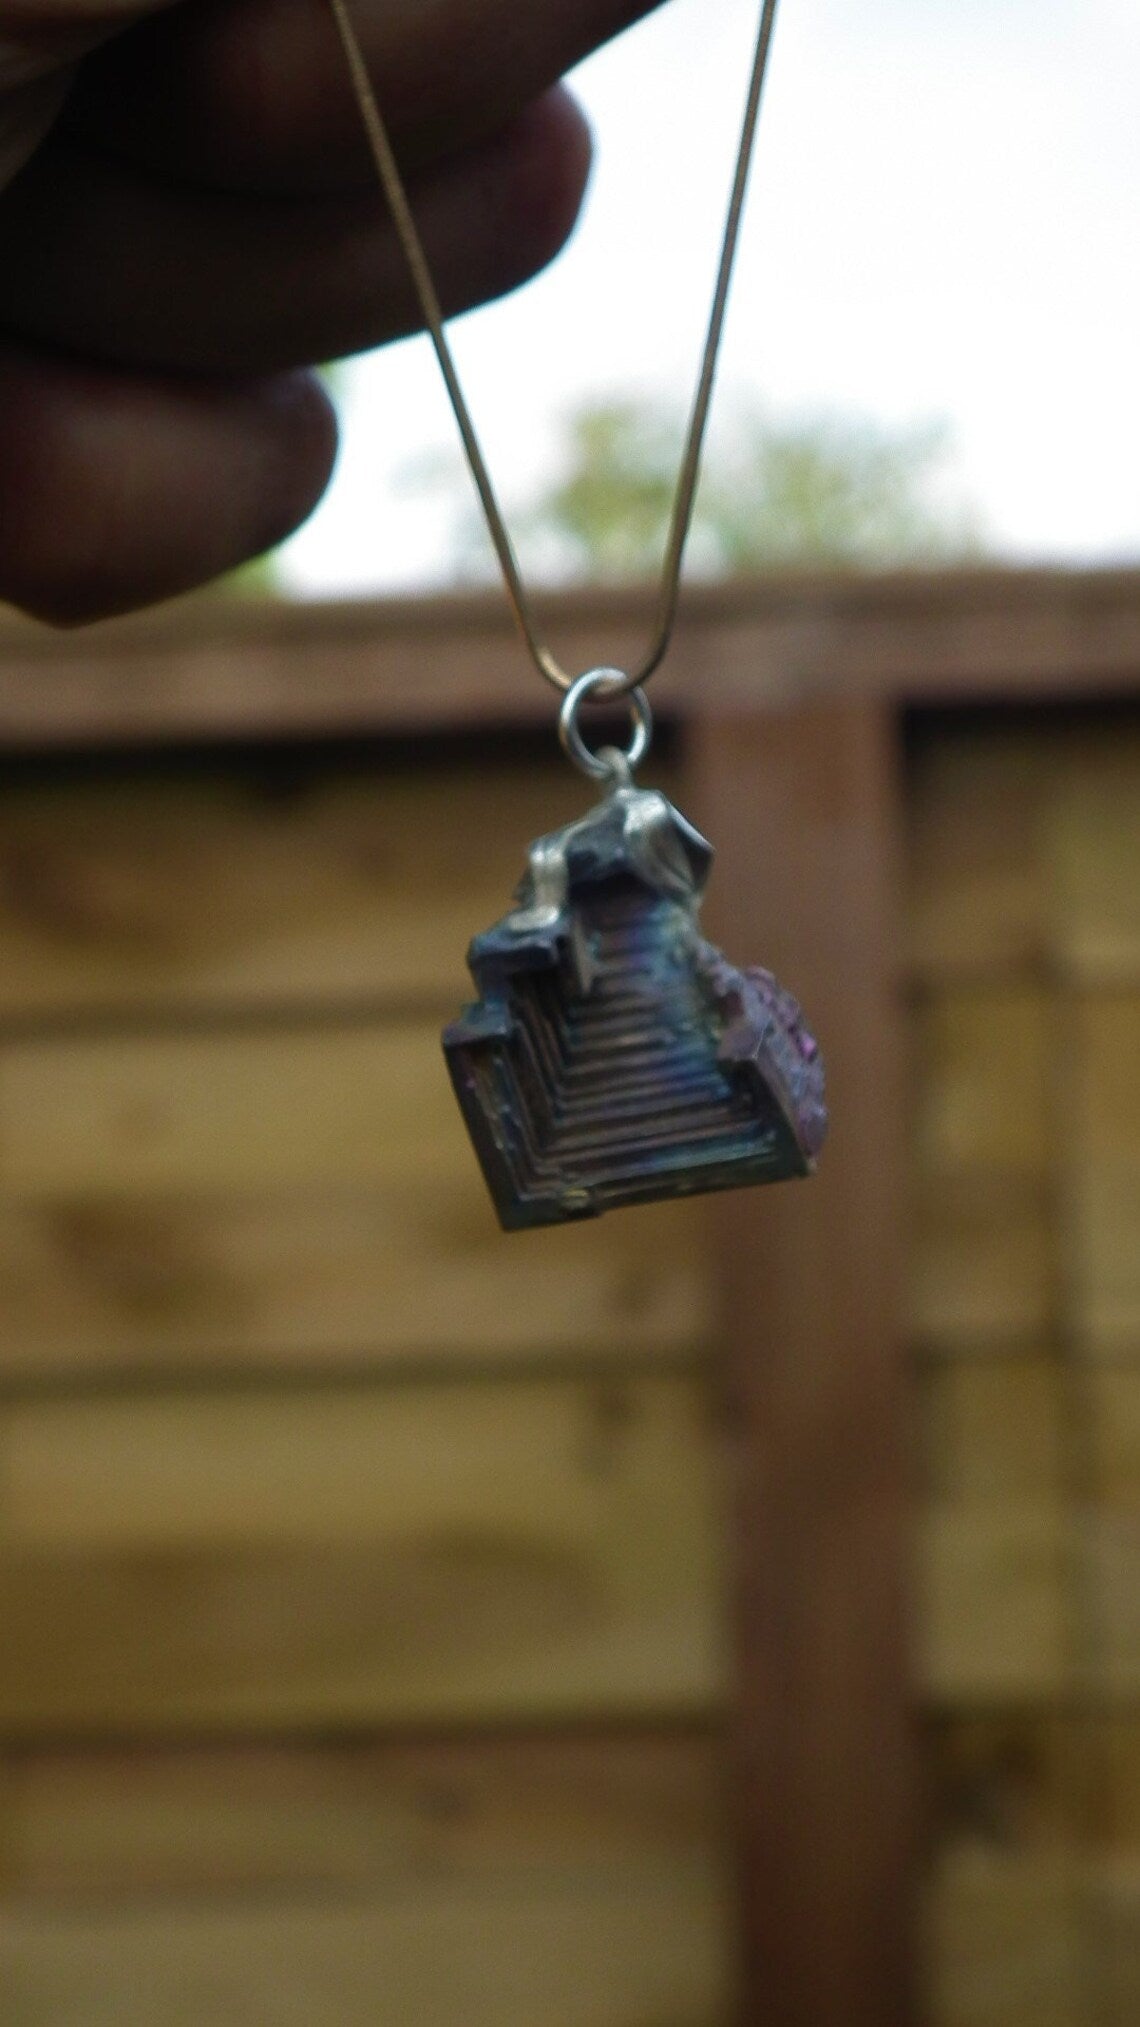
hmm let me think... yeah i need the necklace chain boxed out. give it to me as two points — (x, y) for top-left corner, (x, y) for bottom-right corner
(327, 0), (781, 698)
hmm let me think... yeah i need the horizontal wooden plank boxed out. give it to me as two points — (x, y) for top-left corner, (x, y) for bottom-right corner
(920, 1508), (1069, 1703)
(918, 1360), (1140, 1701)
(1073, 996), (1140, 1161)
(0, 1023), (467, 1197)
(1069, 1168), (1140, 1356)
(3, 571), (1140, 749)
(911, 988), (1052, 1182)
(0, 766), (622, 1020)
(906, 716), (1140, 988)
(931, 1859), (1140, 2026)
(1, 1734), (723, 1898)
(920, 1360), (1066, 1505)
(0, 1873), (730, 2027)
(908, 1175), (1054, 1348)
(926, 1714), (1140, 2026)
(918, 1361), (1064, 1696)
(1053, 733), (1140, 980)
(1093, 1517), (1140, 1698)
(1091, 1368), (1140, 1503)
(0, 1187), (709, 1380)
(0, 1376), (725, 1733)
(0, 1737), (730, 2024)
(1, 1377), (713, 1552)
(929, 1713), (1082, 1852)
(918, 1356), (1068, 1703)
(929, 1709), (1140, 1854)
(0, 1751), (733, 2027)
(1070, 994), (1140, 1352)
(928, 1847), (1086, 2027)
(906, 730), (1052, 979)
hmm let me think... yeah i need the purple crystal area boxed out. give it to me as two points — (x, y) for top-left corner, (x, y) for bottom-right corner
(443, 786), (828, 1228)
(699, 948), (829, 1160)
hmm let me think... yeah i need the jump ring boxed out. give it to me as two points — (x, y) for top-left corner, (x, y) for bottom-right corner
(558, 669), (653, 783)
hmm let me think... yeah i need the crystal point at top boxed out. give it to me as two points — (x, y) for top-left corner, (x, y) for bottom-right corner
(517, 786), (714, 912)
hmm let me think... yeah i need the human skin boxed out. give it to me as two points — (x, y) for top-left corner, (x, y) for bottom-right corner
(0, 0), (661, 622)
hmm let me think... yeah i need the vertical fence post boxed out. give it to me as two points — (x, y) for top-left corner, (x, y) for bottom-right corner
(690, 697), (916, 2027)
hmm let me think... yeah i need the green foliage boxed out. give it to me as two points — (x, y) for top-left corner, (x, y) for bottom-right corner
(216, 550), (282, 598)
(510, 397), (986, 580)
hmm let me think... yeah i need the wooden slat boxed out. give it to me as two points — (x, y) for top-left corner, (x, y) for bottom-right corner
(0, 766), (614, 1019)
(1093, 1367), (1140, 1501)
(1053, 732), (1140, 981)
(0, 1375), (725, 1733)
(916, 1361), (1140, 1702)
(3, 571), (1140, 748)
(926, 1714), (1140, 2027)
(0, 1186), (709, 1381)
(912, 987), (1052, 1182)
(929, 1713), (1083, 1852)
(0, 1876), (729, 2027)
(908, 1174), (1054, 1348)
(907, 730), (1052, 978)
(2, 1734), (722, 1897)
(910, 981), (1059, 1695)
(908, 717), (1140, 992)
(920, 1360), (1066, 1504)
(931, 1861), (1140, 2025)
(921, 1512), (1068, 1704)
(1072, 994), (1140, 1169)
(0, 1023), (466, 1197)
(0, 1000), (711, 1380)
(1085, 1368), (1140, 1700)
(1071, 994), (1140, 1352)
(1070, 1165), (1140, 1355)
(918, 1359), (1070, 1702)
(921, 1517), (1140, 1705)
(0, 1734), (731, 2022)
(929, 1845), (1084, 2027)
(692, 703), (914, 2026)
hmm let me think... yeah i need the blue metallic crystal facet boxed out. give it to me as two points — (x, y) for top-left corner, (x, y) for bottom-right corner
(442, 785), (827, 1230)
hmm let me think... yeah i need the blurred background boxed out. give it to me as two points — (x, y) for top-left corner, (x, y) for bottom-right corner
(279, 0), (1140, 598)
(2, 2), (1140, 2024)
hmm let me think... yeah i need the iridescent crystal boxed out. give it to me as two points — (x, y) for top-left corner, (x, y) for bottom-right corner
(443, 785), (827, 1230)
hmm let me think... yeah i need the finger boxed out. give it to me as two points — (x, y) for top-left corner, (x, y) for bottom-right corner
(0, 87), (591, 375)
(64, 0), (659, 194)
(0, 343), (337, 622)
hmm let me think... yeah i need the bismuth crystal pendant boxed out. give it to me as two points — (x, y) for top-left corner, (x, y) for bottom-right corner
(443, 783), (827, 1230)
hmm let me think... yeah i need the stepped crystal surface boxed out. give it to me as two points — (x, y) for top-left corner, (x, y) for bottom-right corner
(443, 785), (827, 1230)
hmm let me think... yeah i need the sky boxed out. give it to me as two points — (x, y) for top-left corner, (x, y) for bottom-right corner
(279, 0), (1140, 597)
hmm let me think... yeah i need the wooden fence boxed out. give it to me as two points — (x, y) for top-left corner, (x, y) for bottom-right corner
(1, 570), (1139, 2025)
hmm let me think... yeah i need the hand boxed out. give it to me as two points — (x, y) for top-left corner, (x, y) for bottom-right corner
(0, 0), (658, 622)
